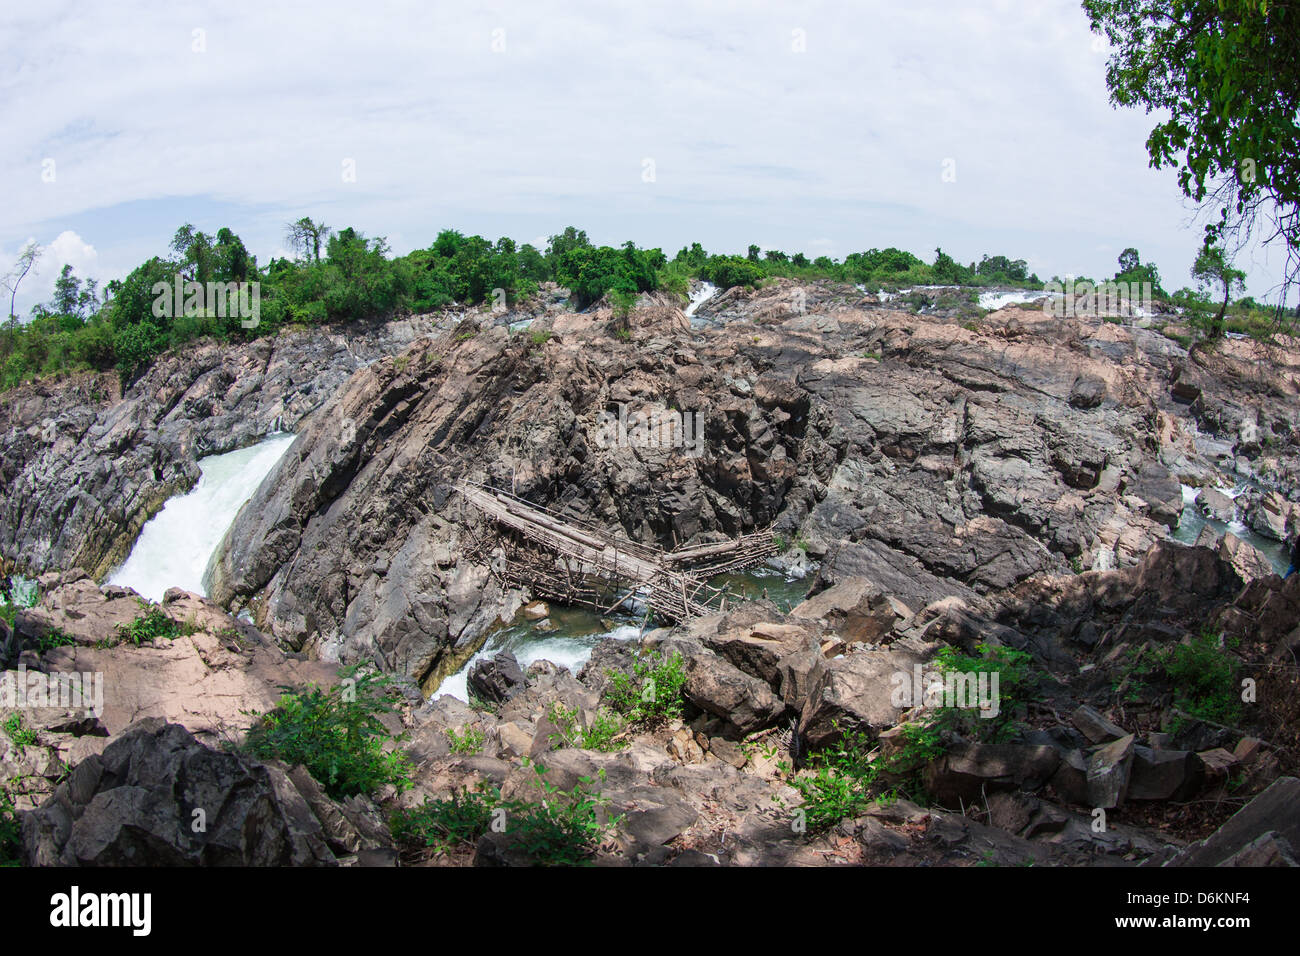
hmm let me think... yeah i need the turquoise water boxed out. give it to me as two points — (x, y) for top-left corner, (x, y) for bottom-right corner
(1170, 483), (1290, 575)
(434, 564), (809, 700)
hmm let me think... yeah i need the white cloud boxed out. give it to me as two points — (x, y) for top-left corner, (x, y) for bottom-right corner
(0, 0), (1285, 302)
(3, 230), (102, 316)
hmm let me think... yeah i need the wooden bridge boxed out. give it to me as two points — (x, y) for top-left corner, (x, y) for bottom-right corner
(454, 481), (776, 622)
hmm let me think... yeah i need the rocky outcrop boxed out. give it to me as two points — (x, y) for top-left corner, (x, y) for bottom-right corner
(0, 315), (465, 580)
(21, 719), (390, 866)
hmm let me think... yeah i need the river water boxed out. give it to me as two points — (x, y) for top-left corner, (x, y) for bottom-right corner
(1172, 483), (1290, 575)
(433, 563), (811, 701)
(106, 433), (297, 602)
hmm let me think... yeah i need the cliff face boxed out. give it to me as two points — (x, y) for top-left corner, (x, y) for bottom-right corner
(6, 282), (1300, 868)
(0, 315), (453, 579)
(197, 282), (1300, 688)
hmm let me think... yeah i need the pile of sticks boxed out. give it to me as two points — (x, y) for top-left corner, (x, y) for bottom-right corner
(454, 480), (776, 623)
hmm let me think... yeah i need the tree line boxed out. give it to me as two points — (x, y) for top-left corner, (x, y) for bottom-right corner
(0, 222), (1053, 390)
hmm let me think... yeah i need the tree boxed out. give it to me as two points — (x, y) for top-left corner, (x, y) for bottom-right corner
(1190, 242), (1247, 338)
(1084, 0), (1300, 305)
(1113, 246), (1163, 294)
(51, 264), (81, 316)
(285, 217), (331, 263)
(3, 241), (43, 324)
(747, 244), (761, 262)
(170, 224), (213, 285)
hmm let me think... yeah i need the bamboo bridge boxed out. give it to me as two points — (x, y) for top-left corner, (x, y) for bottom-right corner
(454, 481), (777, 622)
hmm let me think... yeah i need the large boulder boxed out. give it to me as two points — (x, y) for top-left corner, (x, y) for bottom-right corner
(21, 719), (359, 866)
(681, 650), (784, 736)
(924, 743), (1062, 807)
(1163, 777), (1300, 867)
(467, 651), (527, 705)
(796, 640), (935, 752)
(789, 577), (909, 644)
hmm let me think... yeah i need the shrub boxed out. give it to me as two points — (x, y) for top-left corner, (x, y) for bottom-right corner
(446, 725), (485, 755)
(35, 628), (75, 653)
(546, 702), (627, 752)
(390, 784), (500, 854)
(2, 713), (38, 750)
(788, 643), (1036, 827)
(242, 665), (412, 799)
(1162, 629), (1241, 726)
(114, 604), (189, 646)
(603, 649), (688, 727)
(504, 765), (620, 866)
(390, 765), (620, 865)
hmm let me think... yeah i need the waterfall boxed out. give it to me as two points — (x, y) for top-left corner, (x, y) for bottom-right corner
(107, 433), (297, 602)
(684, 282), (718, 319)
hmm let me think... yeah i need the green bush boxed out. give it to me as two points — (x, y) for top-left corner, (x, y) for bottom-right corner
(242, 666), (412, 799)
(2, 713), (38, 750)
(602, 649), (688, 727)
(446, 725), (485, 755)
(0, 787), (20, 867)
(1162, 629), (1241, 726)
(390, 784), (500, 854)
(788, 643), (1036, 828)
(34, 628), (75, 653)
(114, 604), (189, 646)
(546, 702), (627, 752)
(390, 765), (620, 865)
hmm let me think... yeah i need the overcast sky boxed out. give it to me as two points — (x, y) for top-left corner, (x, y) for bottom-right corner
(1, 0), (1290, 316)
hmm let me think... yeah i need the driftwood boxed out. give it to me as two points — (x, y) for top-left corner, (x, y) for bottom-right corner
(455, 480), (776, 623)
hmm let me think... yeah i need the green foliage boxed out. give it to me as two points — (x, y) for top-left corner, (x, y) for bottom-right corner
(929, 643), (1034, 742)
(446, 725), (486, 755)
(0, 786), (20, 866)
(504, 765), (621, 866)
(2, 713), (38, 749)
(389, 764), (620, 865)
(242, 665), (413, 799)
(787, 721), (944, 830)
(34, 628), (75, 653)
(602, 649), (688, 727)
(114, 604), (188, 646)
(1, 218), (1048, 394)
(1161, 628), (1242, 725)
(528, 329), (552, 346)
(789, 643), (1035, 827)
(1189, 241), (1248, 338)
(390, 784), (500, 854)
(700, 255), (765, 290)
(1084, 0), (1300, 297)
(553, 241), (660, 310)
(546, 702), (627, 752)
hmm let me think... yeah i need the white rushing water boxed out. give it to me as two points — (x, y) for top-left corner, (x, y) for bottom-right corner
(684, 282), (718, 318)
(108, 433), (297, 602)
(977, 289), (1055, 311)
(436, 623), (642, 702)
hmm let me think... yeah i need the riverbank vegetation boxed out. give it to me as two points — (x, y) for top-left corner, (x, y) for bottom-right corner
(0, 219), (1286, 394)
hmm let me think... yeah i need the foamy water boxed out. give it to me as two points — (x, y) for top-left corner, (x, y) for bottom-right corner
(436, 623), (643, 701)
(108, 433), (297, 602)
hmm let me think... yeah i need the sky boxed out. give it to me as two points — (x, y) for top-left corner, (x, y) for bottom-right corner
(1, 0), (1292, 317)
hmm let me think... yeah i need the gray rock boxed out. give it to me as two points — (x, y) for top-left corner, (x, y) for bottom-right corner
(1164, 777), (1300, 867)
(21, 719), (355, 866)
(468, 651), (527, 705)
(1086, 733), (1135, 809)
